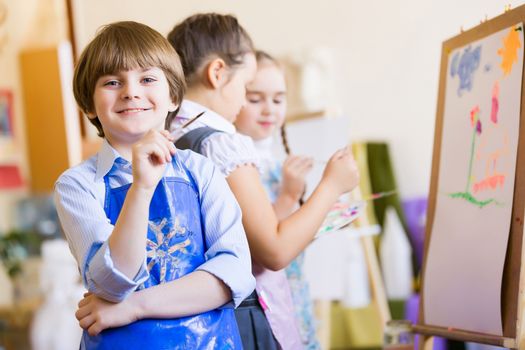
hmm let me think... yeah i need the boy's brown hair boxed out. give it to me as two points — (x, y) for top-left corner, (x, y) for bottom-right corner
(167, 13), (254, 87)
(73, 21), (186, 137)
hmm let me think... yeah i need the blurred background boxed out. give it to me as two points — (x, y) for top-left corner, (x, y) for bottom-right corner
(0, 1), (520, 349)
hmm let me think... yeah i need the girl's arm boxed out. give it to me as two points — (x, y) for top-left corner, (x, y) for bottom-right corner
(76, 271), (230, 336)
(228, 147), (359, 271)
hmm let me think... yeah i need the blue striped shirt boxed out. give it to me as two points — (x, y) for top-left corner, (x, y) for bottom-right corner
(54, 139), (255, 306)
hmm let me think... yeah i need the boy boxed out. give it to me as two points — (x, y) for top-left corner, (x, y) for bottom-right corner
(54, 21), (254, 349)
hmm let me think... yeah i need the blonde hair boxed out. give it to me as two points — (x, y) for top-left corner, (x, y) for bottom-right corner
(73, 21), (186, 137)
(256, 50), (305, 205)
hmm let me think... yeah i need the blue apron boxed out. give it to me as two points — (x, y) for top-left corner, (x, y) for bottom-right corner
(82, 155), (242, 350)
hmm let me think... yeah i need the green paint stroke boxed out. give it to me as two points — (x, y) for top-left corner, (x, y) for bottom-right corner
(448, 106), (505, 209)
(465, 125), (478, 192)
(448, 191), (502, 208)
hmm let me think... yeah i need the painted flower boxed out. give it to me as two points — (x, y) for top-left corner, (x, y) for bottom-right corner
(470, 105), (480, 126)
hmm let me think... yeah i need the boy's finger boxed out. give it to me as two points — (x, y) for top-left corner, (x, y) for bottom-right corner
(168, 141), (177, 156)
(76, 305), (91, 320)
(161, 136), (177, 156)
(147, 143), (169, 164)
(78, 314), (95, 330)
(155, 134), (176, 160)
(88, 323), (102, 336)
(78, 296), (91, 308)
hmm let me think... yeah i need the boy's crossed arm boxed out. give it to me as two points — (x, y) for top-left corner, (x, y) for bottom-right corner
(69, 146), (254, 336)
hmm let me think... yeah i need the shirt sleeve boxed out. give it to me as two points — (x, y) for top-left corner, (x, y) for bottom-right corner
(54, 172), (149, 302)
(200, 132), (261, 177)
(185, 152), (256, 307)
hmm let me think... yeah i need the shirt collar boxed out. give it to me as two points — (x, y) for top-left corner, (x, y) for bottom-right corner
(95, 139), (126, 181)
(178, 99), (236, 134)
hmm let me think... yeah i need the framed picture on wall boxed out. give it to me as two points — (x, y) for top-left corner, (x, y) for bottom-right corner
(0, 89), (13, 137)
(0, 88), (23, 189)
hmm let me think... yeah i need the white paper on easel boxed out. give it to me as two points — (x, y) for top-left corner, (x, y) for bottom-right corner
(423, 23), (524, 335)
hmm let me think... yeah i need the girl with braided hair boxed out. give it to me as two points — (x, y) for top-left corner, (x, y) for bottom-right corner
(235, 50), (321, 349)
(167, 14), (360, 349)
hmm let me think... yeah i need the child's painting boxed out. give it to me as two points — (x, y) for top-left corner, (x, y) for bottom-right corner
(423, 24), (523, 335)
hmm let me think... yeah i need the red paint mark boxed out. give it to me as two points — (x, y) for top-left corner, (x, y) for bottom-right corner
(491, 82), (500, 123)
(473, 174), (506, 193)
(470, 105), (480, 126)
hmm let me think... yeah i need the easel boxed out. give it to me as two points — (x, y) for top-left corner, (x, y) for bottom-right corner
(313, 142), (391, 349)
(352, 142), (392, 328)
(414, 4), (525, 349)
(318, 141), (393, 349)
(282, 116), (391, 348)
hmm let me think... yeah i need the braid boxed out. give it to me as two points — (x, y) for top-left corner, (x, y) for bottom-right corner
(280, 124), (291, 155)
(258, 51), (305, 206)
(280, 124), (305, 206)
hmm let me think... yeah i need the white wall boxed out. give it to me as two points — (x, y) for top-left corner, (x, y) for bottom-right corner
(72, 0), (525, 198)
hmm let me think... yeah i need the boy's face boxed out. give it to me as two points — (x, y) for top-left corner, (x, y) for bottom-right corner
(235, 64), (287, 141)
(89, 67), (176, 145)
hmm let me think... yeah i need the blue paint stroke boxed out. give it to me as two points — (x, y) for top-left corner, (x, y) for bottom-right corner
(450, 52), (460, 76)
(450, 45), (482, 96)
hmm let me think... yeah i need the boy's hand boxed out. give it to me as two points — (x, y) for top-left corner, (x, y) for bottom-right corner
(321, 146), (360, 195)
(76, 293), (139, 336)
(132, 130), (176, 191)
(281, 155), (313, 201)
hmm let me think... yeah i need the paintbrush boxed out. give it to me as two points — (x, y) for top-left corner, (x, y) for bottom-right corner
(361, 190), (397, 201)
(179, 111), (206, 129)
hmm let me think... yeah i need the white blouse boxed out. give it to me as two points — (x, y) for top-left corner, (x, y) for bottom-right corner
(171, 100), (261, 177)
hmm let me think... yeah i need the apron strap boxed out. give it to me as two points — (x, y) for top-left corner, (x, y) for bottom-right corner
(175, 126), (222, 154)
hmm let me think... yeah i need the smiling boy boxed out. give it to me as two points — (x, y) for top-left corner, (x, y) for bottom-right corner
(54, 21), (254, 349)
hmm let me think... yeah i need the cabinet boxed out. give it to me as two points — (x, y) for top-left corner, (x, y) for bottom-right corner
(19, 42), (81, 193)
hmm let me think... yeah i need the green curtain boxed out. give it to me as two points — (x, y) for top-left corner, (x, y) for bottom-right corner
(366, 142), (419, 278)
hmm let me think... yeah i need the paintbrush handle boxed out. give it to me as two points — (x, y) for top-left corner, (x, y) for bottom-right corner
(362, 190), (397, 201)
(180, 111), (205, 129)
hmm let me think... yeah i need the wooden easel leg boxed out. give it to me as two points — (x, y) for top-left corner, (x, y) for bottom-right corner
(418, 335), (434, 350)
(314, 299), (332, 350)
